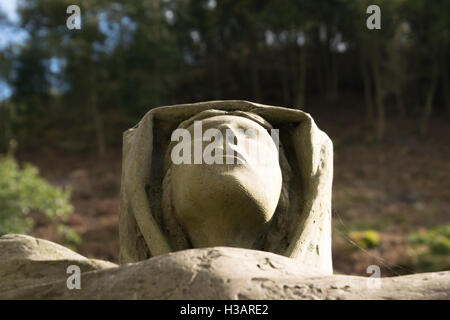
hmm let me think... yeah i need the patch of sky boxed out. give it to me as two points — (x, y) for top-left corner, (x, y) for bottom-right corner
(96, 4), (136, 54)
(0, 0), (29, 49)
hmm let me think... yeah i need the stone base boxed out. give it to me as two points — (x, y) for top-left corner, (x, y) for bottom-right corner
(1, 234), (448, 299)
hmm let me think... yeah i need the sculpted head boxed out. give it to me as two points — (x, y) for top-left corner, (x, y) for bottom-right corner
(119, 101), (333, 274)
(163, 113), (283, 249)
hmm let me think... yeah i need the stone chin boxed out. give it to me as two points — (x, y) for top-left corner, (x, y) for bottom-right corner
(170, 161), (282, 248)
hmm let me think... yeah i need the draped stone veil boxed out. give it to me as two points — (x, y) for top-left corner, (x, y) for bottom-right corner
(119, 100), (333, 275)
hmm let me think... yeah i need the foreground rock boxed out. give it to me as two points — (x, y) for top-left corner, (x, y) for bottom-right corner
(0, 234), (117, 292)
(1, 235), (448, 299)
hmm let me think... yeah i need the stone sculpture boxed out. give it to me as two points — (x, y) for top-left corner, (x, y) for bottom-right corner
(118, 100), (333, 275)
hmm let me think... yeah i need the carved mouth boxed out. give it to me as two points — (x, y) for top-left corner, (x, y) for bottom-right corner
(222, 152), (247, 165)
(209, 147), (246, 165)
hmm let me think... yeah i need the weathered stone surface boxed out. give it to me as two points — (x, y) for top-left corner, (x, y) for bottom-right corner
(166, 114), (283, 250)
(0, 234), (117, 292)
(119, 101), (333, 276)
(1, 244), (448, 300)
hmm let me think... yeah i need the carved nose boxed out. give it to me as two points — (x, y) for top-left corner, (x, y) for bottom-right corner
(217, 125), (249, 164)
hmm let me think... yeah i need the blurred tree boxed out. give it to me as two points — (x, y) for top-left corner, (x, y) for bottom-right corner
(350, 0), (404, 141)
(261, 0), (314, 108)
(0, 0), (448, 150)
(403, 0), (450, 135)
(10, 38), (52, 146)
(0, 39), (12, 153)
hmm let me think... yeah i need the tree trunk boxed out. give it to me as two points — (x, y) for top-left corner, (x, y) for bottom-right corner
(316, 51), (325, 97)
(395, 86), (406, 118)
(90, 89), (105, 158)
(296, 46), (307, 109)
(330, 51), (339, 103)
(251, 55), (261, 102)
(0, 102), (8, 153)
(280, 64), (290, 105)
(442, 58), (450, 117)
(361, 52), (374, 124)
(324, 28), (338, 104)
(420, 66), (438, 136)
(371, 51), (385, 142)
(87, 61), (105, 158)
(212, 57), (221, 100)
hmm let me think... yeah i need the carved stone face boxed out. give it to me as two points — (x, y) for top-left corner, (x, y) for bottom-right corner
(170, 115), (282, 249)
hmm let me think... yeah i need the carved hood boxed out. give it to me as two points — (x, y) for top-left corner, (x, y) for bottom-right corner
(119, 100), (333, 275)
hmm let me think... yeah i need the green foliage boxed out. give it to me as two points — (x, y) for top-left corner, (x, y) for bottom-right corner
(56, 224), (82, 247)
(0, 155), (78, 244)
(348, 229), (381, 249)
(407, 225), (450, 272)
(409, 225), (450, 255)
